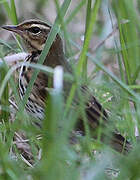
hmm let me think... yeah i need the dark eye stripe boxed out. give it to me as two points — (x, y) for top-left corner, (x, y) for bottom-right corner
(28, 27), (41, 34)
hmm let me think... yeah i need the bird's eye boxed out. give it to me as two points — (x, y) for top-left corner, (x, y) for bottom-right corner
(28, 27), (41, 34)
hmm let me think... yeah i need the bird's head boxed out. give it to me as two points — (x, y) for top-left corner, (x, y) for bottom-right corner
(2, 20), (53, 53)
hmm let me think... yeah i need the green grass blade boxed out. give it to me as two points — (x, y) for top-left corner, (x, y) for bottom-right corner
(70, 39), (140, 102)
(2, 0), (18, 24)
(77, 0), (101, 75)
(10, 0), (18, 24)
(65, 0), (86, 25)
(0, 66), (9, 123)
(65, 0), (101, 116)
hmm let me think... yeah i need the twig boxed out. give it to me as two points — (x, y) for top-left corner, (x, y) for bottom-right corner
(92, 19), (130, 53)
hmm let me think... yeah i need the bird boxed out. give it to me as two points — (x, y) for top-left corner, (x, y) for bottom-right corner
(1, 19), (131, 154)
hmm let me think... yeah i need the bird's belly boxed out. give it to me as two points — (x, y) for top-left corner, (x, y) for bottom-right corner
(19, 68), (45, 120)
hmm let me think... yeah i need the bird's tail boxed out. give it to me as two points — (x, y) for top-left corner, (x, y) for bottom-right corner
(110, 133), (131, 154)
(75, 86), (131, 154)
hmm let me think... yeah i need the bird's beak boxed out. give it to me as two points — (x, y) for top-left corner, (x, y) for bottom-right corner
(1, 25), (23, 35)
